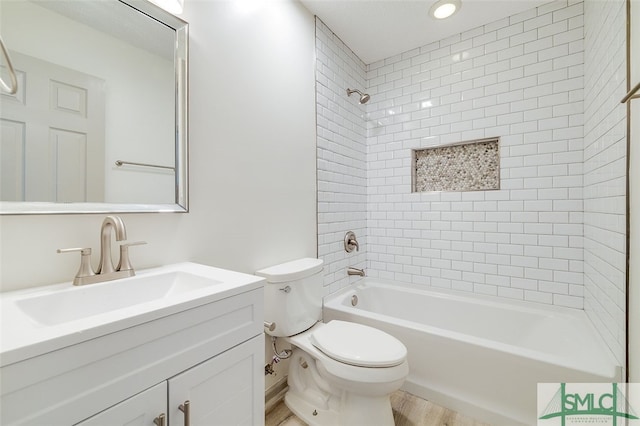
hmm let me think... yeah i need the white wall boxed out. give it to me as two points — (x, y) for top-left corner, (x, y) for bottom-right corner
(317, 2), (586, 304)
(583, 0), (627, 368)
(0, 0), (317, 290)
(0, 0), (317, 393)
(316, 18), (368, 294)
(0, 0), (317, 388)
(317, 0), (627, 369)
(366, 0), (586, 307)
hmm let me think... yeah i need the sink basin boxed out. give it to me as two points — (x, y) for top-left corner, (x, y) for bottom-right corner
(15, 271), (221, 326)
(0, 262), (265, 367)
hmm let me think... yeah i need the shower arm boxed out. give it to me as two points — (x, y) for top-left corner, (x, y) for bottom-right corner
(0, 36), (18, 95)
(346, 88), (370, 104)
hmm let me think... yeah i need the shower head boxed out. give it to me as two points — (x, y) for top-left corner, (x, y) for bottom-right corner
(346, 88), (370, 104)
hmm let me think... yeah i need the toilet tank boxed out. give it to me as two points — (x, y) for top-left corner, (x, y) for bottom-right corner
(256, 258), (324, 337)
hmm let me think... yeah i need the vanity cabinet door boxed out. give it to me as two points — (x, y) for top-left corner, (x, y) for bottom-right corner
(74, 382), (167, 426)
(168, 335), (264, 426)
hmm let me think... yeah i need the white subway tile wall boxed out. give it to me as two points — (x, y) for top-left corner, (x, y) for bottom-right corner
(315, 0), (626, 365)
(583, 0), (627, 365)
(316, 19), (368, 294)
(366, 0), (586, 308)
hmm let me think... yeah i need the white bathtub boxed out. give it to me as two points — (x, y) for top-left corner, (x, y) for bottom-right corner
(323, 279), (621, 425)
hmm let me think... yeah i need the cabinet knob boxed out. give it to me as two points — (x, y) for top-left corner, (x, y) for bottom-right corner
(153, 413), (166, 426)
(179, 400), (190, 426)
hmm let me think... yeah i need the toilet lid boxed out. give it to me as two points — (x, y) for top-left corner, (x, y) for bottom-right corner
(309, 320), (406, 367)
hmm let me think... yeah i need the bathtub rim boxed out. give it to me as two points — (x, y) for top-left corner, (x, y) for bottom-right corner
(323, 278), (621, 381)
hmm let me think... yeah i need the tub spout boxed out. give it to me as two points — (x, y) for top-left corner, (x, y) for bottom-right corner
(347, 267), (365, 277)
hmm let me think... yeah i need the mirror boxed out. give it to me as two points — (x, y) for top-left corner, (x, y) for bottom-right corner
(0, 0), (188, 214)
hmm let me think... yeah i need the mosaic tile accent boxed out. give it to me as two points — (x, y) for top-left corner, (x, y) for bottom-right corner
(413, 139), (499, 192)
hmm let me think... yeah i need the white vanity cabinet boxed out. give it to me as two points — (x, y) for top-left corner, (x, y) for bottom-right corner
(1, 285), (265, 426)
(76, 335), (263, 426)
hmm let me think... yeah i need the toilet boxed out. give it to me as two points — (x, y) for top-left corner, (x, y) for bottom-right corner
(256, 258), (408, 426)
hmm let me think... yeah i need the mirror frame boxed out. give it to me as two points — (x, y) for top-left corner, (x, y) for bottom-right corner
(0, 0), (189, 215)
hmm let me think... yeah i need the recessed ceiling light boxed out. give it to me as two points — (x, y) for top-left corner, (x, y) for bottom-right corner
(429, 0), (461, 19)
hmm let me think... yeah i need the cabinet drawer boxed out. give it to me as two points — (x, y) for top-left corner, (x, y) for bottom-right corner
(75, 382), (167, 426)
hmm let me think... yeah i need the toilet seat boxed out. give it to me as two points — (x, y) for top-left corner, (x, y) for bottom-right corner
(309, 320), (406, 367)
(286, 322), (409, 387)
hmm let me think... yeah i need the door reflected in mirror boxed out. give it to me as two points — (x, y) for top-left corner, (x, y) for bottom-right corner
(0, 0), (188, 214)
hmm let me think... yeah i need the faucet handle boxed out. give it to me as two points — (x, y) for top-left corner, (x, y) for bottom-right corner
(344, 231), (360, 252)
(117, 241), (147, 272)
(57, 247), (96, 285)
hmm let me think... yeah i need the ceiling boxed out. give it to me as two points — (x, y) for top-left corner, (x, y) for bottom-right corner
(299, 0), (549, 64)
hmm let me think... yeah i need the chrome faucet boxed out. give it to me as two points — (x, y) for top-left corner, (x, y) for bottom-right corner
(58, 215), (146, 285)
(97, 216), (127, 274)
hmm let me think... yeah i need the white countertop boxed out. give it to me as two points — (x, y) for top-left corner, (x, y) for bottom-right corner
(0, 262), (264, 367)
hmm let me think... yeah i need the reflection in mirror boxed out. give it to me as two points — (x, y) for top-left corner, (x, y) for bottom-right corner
(0, 0), (188, 214)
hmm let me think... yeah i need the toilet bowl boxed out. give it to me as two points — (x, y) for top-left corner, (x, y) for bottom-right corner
(256, 258), (408, 426)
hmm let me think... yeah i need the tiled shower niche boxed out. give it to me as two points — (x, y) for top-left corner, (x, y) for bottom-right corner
(413, 138), (500, 192)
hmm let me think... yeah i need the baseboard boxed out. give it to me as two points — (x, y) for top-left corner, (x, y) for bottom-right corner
(265, 377), (288, 413)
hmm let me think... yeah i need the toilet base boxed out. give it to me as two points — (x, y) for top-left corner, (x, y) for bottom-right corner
(285, 389), (395, 426)
(285, 348), (396, 426)
(284, 391), (339, 426)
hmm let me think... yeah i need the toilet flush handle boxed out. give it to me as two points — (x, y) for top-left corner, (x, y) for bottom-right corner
(279, 285), (291, 293)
